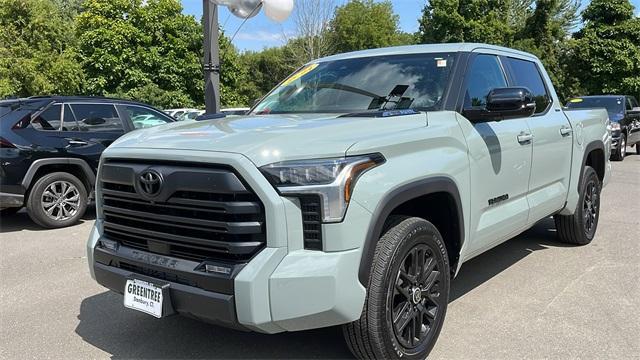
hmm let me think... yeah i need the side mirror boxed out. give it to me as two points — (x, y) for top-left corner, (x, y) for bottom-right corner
(464, 87), (536, 122)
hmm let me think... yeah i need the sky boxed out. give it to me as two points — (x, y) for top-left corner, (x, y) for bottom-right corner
(181, 0), (640, 52)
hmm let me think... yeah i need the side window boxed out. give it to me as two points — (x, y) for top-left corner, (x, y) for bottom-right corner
(61, 104), (81, 131)
(31, 104), (61, 131)
(505, 58), (551, 114)
(631, 97), (639, 108)
(464, 55), (507, 109)
(124, 105), (173, 129)
(626, 98), (633, 111)
(70, 104), (122, 132)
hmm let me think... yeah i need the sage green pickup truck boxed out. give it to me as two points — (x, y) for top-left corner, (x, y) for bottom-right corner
(87, 43), (611, 359)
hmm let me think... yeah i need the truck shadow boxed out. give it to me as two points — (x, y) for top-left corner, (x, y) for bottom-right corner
(74, 217), (570, 359)
(0, 207), (96, 233)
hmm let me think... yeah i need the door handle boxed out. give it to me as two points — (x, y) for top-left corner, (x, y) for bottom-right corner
(517, 132), (533, 144)
(66, 139), (88, 147)
(560, 126), (573, 136)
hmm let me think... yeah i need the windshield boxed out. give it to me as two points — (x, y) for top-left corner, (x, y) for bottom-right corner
(566, 97), (624, 116)
(251, 53), (456, 115)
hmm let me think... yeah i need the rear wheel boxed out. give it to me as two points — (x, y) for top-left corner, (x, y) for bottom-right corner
(343, 216), (450, 359)
(26, 172), (87, 228)
(554, 166), (601, 245)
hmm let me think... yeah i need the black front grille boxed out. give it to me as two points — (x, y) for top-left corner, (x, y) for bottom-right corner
(299, 195), (323, 250)
(100, 160), (265, 263)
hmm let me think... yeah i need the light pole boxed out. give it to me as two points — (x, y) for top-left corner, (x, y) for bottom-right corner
(202, 0), (293, 114)
(203, 0), (220, 114)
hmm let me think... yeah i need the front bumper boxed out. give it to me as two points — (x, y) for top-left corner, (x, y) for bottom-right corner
(611, 129), (621, 149)
(87, 148), (370, 334)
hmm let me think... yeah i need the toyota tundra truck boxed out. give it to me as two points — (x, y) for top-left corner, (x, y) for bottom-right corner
(87, 44), (611, 359)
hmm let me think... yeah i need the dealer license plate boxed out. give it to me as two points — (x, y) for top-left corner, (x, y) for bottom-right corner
(124, 279), (164, 318)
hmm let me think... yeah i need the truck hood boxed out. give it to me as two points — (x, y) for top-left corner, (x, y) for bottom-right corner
(111, 113), (427, 166)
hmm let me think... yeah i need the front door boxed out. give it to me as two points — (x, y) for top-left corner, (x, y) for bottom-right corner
(455, 54), (533, 256)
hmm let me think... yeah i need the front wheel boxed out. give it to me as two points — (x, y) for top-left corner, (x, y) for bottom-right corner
(26, 172), (88, 228)
(554, 166), (601, 245)
(343, 216), (450, 359)
(611, 133), (626, 161)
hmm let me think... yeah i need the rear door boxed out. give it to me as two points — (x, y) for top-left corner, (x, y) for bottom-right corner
(58, 103), (125, 170)
(502, 57), (573, 223)
(456, 53), (533, 255)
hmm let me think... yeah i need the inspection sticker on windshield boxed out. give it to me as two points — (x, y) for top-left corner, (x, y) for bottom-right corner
(124, 279), (164, 318)
(282, 63), (319, 86)
(436, 59), (447, 67)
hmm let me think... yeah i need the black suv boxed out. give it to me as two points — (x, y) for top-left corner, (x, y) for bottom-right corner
(566, 95), (640, 160)
(0, 96), (175, 228)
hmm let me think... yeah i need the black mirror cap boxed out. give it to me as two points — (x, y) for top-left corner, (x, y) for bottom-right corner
(465, 87), (537, 122)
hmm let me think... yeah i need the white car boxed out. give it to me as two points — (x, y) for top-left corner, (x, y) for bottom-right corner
(164, 108), (197, 119)
(221, 107), (249, 116)
(177, 110), (205, 121)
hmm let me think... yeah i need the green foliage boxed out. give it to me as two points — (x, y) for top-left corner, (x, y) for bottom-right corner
(566, 0), (640, 99)
(329, 0), (410, 53)
(237, 46), (297, 105)
(76, 0), (203, 108)
(419, 0), (519, 45)
(0, 0), (85, 97)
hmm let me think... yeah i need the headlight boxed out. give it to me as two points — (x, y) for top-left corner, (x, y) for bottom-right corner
(260, 154), (385, 222)
(609, 122), (621, 131)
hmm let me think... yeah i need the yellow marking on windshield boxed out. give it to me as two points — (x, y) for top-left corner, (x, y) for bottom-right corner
(282, 63), (319, 86)
(569, 98), (583, 103)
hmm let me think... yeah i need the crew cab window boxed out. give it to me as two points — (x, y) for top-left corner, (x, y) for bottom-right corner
(463, 55), (507, 109)
(505, 58), (551, 114)
(69, 104), (123, 132)
(31, 104), (62, 131)
(125, 105), (173, 129)
(626, 98), (633, 111)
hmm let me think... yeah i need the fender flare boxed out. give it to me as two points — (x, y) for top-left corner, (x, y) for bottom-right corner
(578, 140), (605, 190)
(21, 158), (96, 189)
(357, 176), (465, 286)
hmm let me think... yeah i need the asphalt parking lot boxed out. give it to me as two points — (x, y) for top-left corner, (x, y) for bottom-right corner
(1, 153), (638, 359)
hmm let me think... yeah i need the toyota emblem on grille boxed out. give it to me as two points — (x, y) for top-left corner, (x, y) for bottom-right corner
(138, 169), (163, 197)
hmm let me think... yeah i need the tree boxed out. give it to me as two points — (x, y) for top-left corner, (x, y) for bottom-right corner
(0, 0), (85, 98)
(285, 0), (335, 64)
(329, 0), (408, 53)
(566, 0), (640, 99)
(418, 0), (521, 45)
(76, 0), (203, 108)
(512, 0), (580, 101)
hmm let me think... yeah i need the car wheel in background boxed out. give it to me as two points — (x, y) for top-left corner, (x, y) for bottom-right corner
(611, 133), (626, 161)
(343, 216), (450, 360)
(26, 172), (88, 229)
(554, 166), (601, 245)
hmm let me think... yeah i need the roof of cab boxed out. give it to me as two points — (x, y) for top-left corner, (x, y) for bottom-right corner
(312, 43), (538, 63)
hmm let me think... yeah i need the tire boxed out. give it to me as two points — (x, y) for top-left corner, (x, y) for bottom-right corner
(636, 143), (640, 155)
(611, 133), (626, 161)
(0, 207), (21, 216)
(26, 172), (88, 229)
(554, 166), (601, 245)
(343, 216), (450, 359)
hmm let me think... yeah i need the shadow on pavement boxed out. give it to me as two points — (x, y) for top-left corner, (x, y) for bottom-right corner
(0, 207), (96, 233)
(75, 217), (570, 359)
